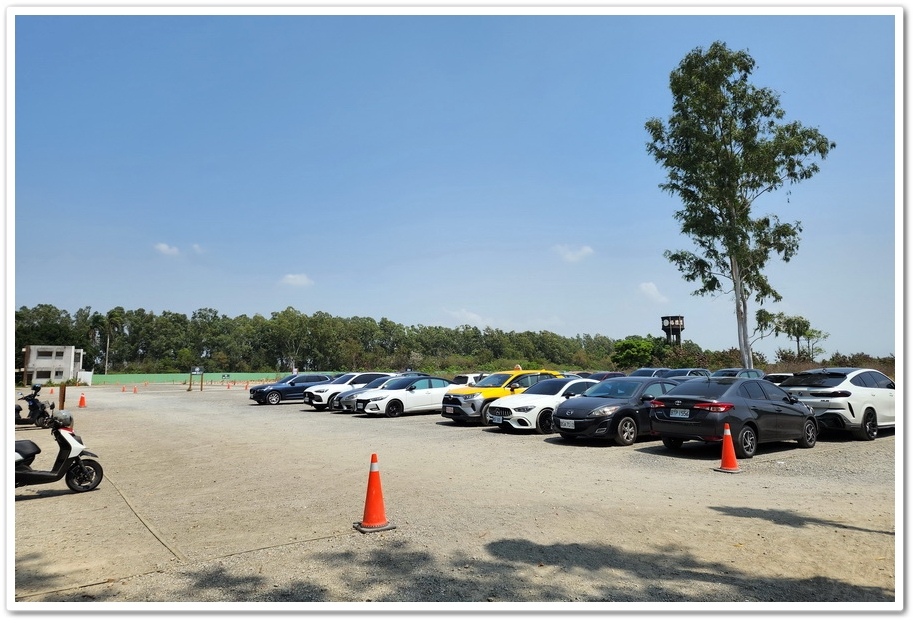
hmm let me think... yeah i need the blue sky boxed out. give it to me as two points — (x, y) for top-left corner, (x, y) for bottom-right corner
(8, 4), (902, 362)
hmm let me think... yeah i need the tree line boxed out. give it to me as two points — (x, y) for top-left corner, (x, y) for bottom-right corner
(14, 304), (893, 380)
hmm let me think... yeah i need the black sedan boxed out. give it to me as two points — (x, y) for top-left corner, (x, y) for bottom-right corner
(648, 377), (818, 458)
(552, 377), (681, 445)
(249, 373), (333, 405)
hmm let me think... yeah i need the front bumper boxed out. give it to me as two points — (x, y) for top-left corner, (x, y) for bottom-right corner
(552, 415), (615, 439)
(441, 396), (484, 421)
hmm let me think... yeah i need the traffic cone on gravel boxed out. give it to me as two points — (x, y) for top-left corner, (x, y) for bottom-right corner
(133, 386), (138, 394)
(354, 453), (396, 533)
(78, 393), (86, 408)
(714, 423), (742, 473)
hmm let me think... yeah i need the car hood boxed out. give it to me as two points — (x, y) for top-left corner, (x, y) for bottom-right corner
(556, 396), (635, 418)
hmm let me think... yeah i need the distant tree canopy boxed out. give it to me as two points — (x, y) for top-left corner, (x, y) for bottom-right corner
(646, 41), (835, 369)
(13, 304), (893, 382)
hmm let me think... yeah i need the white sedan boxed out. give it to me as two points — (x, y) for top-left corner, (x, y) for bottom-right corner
(356, 376), (458, 417)
(486, 377), (598, 434)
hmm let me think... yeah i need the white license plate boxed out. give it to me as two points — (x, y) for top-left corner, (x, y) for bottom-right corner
(445, 406), (454, 413)
(559, 419), (575, 430)
(670, 408), (690, 419)
(490, 415), (502, 424)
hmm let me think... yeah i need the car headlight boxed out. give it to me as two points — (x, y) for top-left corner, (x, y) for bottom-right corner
(367, 395), (385, 402)
(462, 393), (482, 402)
(590, 405), (620, 418)
(313, 388), (328, 393)
(514, 405), (535, 413)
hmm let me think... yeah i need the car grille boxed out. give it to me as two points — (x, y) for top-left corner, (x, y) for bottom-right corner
(442, 396), (463, 407)
(488, 406), (511, 418)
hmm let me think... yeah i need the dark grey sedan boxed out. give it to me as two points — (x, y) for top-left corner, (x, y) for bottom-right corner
(648, 377), (818, 458)
(552, 377), (681, 445)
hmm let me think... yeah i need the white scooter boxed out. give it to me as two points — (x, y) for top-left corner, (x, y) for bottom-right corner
(15, 410), (104, 493)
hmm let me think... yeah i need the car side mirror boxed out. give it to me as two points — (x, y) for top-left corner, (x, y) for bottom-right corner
(641, 394), (655, 402)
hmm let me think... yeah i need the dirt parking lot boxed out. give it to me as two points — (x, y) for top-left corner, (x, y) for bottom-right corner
(11, 382), (900, 613)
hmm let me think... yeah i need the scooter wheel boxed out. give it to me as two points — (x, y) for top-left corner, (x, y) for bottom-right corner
(65, 459), (103, 492)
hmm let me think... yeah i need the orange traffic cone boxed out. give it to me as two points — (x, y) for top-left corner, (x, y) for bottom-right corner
(245, 382), (249, 390)
(122, 385), (126, 392)
(353, 453), (396, 533)
(714, 423), (742, 473)
(78, 393), (86, 408)
(133, 386), (138, 394)
(49, 387), (54, 395)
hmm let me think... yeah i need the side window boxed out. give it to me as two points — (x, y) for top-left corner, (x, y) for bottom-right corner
(516, 375), (538, 388)
(868, 372), (894, 389)
(430, 378), (448, 389)
(761, 383), (790, 402)
(740, 382), (767, 401)
(850, 373), (872, 388)
(645, 383), (664, 398)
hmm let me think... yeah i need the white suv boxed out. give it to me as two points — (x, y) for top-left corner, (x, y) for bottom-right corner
(304, 372), (393, 411)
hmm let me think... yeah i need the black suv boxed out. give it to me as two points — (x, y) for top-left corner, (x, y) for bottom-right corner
(249, 373), (334, 405)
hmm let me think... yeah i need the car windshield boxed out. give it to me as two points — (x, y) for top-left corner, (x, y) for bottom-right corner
(666, 379), (731, 399)
(583, 379), (643, 399)
(474, 373), (512, 388)
(274, 374), (297, 384)
(525, 379), (572, 395)
(330, 374), (358, 385)
(780, 373), (846, 388)
(361, 376), (392, 390)
(383, 376), (419, 390)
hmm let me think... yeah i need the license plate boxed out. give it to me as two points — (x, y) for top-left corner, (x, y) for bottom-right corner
(490, 415), (502, 424)
(445, 406), (454, 413)
(559, 419), (575, 430)
(670, 408), (690, 419)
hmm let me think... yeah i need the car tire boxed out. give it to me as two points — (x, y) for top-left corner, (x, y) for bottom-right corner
(327, 394), (340, 411)
(735, 424), (757, 459)
(853, 410), (878, 441)
(662, 437), (683, 450)
(266, 391), (281, 405)
(798, 418), (818, 448)
(479, 402), (493, 425)
(385, 401), (403, 418)
(614, 415), (637, 446)
(535, 409), (554, 434)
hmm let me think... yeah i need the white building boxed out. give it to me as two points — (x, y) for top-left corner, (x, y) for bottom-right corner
(20, 345), (91, 386)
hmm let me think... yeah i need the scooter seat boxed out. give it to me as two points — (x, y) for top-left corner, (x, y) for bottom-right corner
(15, 439), (41, 461)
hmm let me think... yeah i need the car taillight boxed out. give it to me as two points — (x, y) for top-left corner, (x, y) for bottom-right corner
(649, 400), (666, 408)
(692, 402), (734, 413)
(810, 390), (852, 398)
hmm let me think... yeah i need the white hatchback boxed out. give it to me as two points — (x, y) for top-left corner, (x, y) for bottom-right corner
(356, 376), (458, 417)
(486, 377), (598, 434)
(780, 367), (895, 440)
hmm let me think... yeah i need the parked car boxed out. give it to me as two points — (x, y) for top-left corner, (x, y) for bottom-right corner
(451, 373), (487, 386)
(304, 372), (394, 411)
(648, 377), (818, 458)
(333, 375), (402, 412)
(486, 377), (598, 434)
(780, 368), (895, 441)
(661, 368), (711, 378)
(441, 369), (565, 425)
(249, 373), (334, 405)
(356, 376), (458, 417)
(553, 376), (681, 445)
(711, 368), (765, 378)
(628, 368), (671, 377)
(587, 371), (626, 381)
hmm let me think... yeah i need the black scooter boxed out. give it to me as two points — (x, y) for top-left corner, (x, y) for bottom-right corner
(15, 410), (103, 493)
(15, 384), (54, 428)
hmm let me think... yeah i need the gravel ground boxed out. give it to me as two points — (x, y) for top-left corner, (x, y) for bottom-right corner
(10, 382), (900, 617)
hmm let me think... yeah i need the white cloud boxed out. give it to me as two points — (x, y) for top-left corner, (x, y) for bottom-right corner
(154, 242), (180, 256)
(639, 282), (669, 304)
(191, 243), (204, 254)
(554, 244), (594, 263)
(444, 307), (493, 327)
(280, 273), (314, 287)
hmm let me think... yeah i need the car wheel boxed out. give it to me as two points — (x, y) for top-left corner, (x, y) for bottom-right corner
(854, 410), (878, 441)
(385, 400), (403, 418)
(266, 391), (281, 405)
(479, 402), (493, 425)
(662, 437), (683, 450)
(327, 394), (340, 411)
(535, 409), (554, 434)
(798, 418), (818, 448)
(614, 415), (637, 446)
(735, 424), (757, 459)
